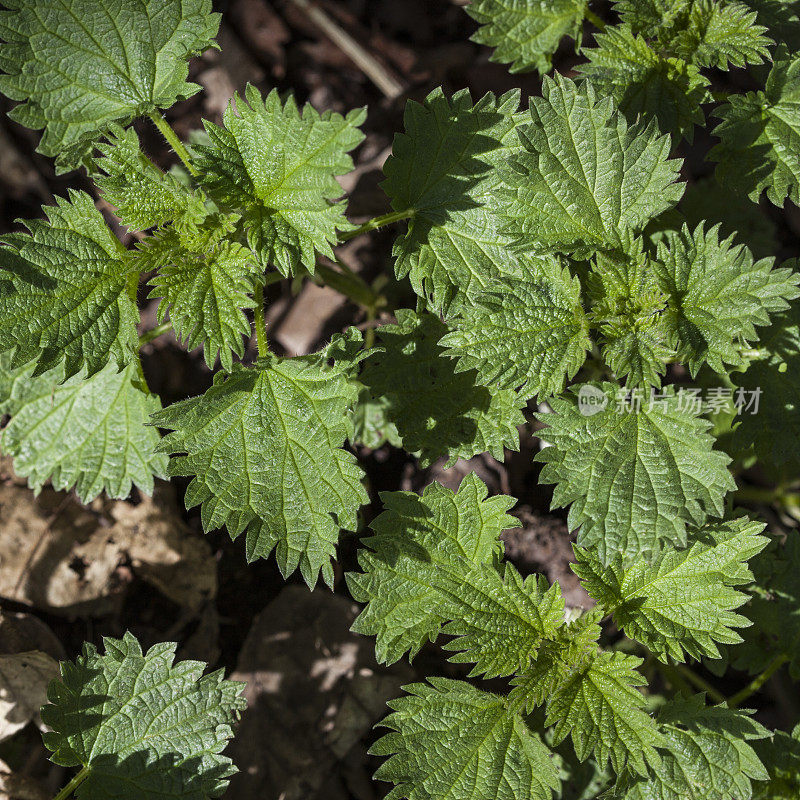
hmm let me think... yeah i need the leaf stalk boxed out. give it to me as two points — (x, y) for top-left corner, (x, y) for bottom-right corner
(338, 209), (415, 242)
(254, 283), (269, 357)
(52, 766), (90, 800)
(727, 653), (789, 707)
(148, 109), (198, 177)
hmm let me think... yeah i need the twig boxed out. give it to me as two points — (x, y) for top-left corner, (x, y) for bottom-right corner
(286, 0), (405, 99)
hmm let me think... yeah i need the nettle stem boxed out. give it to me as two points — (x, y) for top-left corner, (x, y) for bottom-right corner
(139, 321), (172, 346)
(148, 109), (198, 177)
(585, 9), (606, 30)
(338, 208), (414, 242)
(52, 766), (90, 800)
(728, 653), (789, 707)
(674, 663), (726, 704)
(254, 283), (269, 357)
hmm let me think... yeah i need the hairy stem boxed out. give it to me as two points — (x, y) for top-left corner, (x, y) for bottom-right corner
(728, 654), (789, 707)
(139, 321), (172, 346)
(585, 9), (606, 30)
(338, 209), (415, 242)
(673, 663), (726, 704)
(254, 283), (269, 357)
(148, 109), (198, 177)
(52, 767), (91, 800)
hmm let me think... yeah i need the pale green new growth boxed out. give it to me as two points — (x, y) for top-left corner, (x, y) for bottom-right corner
(502, 75), (683, 256)
(154, 357), (367, 587)
(41, 632), (245, 800)
(654, 224), (800, 376)
(358, 311), (525, 466)
(577, 25), (710, 141)
(381, 88), (531, 313)
(573, 518), (769, 662)
(673, 1), (772, 69)
(0, 190), (139, 379)
(196, 85), (365, 275)
(612, 694), (769, 800)
(0, 0), (219, 170)
(712, 49), (800, 206)
(587, 244), (673, 387)
(94, 125), (207, 232)
(372, 679), (560, 800)
(537, 383), (735, 562)
(441, 260), (591, 397)
(348, 476), (511, 664)
(511, 616), (664, 778)
(466, 0), (588, 74)
(142, 219), (260, 371)
(0, 357), (167, 503)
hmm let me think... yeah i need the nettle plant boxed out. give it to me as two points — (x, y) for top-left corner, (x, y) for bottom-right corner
(1, 0), (800, 798)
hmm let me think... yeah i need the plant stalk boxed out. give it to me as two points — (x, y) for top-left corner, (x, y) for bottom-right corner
(148, 109), (198, 176)
(338, 209), (415, 242)
(315, 262), (378, 309)
(585, 9), (606, 29)
(52, 767), (91, 800)
(673, 663), (726, 704)
(727, 654), (789, 707)
(735, 485), (800, 511)
(254, 283), (269, 357)
(139, 321), (172, 346)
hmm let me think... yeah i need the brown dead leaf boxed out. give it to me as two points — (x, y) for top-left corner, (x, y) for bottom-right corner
(0, 482), (215, 615)
(0, 650), (59, 742)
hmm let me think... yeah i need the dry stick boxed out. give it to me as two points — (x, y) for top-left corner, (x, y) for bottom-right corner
(286, 0), (405, 99)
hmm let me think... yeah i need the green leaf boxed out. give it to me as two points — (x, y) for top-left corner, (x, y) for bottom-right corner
(153, 356), (368, 587)
(654, 224), (800, 376)
(440, 259), (591, 397)
(612, 695), (769, 800)
(611, 0), (693, 38)
(711, 49), (800, 206)
(372, 679), (560, 800)
(195, 85), (365, 275)
(41, 631), (245, 800)
(738, 0), (800, 47)
(512, 624), (664, 778)
(731, 534), (800, 679)
(439, 564), (565, 678)
(753, 724), (800, 800)
(382, 87), (534, 313)
(0, 0), (219, 171)
(676, 176), (778, 259)
(673, 0), (773, 69)
(586, 243), (673, 387)
(573, 517), (768, 662)
(0, 357), (167, 503)
(0, 190), (139, 379)
(465, 0), (588, 74)
(94, 125), (208, 232)
(501, 74), (683, 257)
(349, 475), (564, 677)
(732, 302), (800, 473)
(142, 219), (260, 371)
(577, 25), (711, 141)
(358, 310), (526, 467)
(537, 383), (735, 563)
